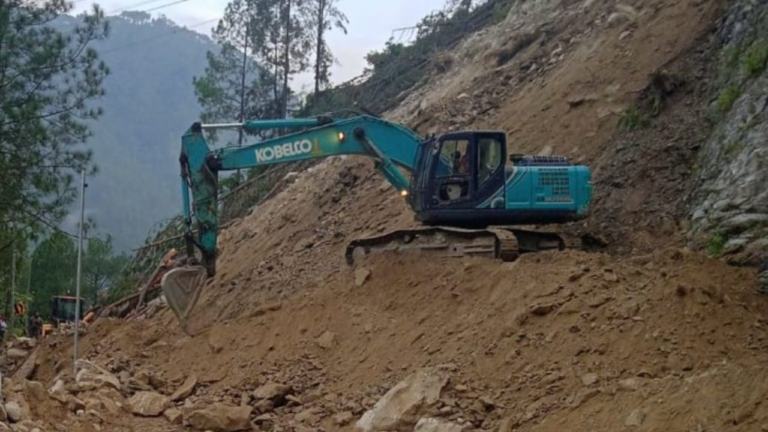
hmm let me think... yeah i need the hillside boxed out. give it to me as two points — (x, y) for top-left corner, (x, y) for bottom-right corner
(5, 1), (768, 432)
(56, 11), (217, 251)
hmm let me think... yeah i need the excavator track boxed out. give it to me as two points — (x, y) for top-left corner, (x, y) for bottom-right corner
(345, 226), (575, 265)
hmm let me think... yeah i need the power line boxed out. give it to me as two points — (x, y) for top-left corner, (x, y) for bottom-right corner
(107, 0), (169, 14)
(97, 16), (219, 55)
(142, 0), (188, 13)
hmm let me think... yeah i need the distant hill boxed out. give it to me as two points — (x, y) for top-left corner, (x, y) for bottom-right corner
(55, 11), (218, 252)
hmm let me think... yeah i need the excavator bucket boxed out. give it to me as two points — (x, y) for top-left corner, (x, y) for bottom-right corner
(160, 266), (207, 334)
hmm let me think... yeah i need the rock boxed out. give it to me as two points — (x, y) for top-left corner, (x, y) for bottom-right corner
(570, 389), (599, 409)
(530, 303), (555, 316)
(67, 396), (86, 413)
(603, 270), (619, 282)
(129, 391), (170, 417)
(185, 403), (252, 432)
(5, 349), (28, 360)
(164, 408), (183, 425)
(356, 367), (450, 432)
(75, 368), (121, 392)
(625, 409), (646, 427)
(618, 378), (639, 391)
(414, 418), (464, 432)
(170, 375), (197, 402)
(4, 402), (21, 423)
(334, 411), (354, 426)
(22, 381), (46, 405)
(294, 407), (321, 425)
(0, 424), (9, 432)
(0, 404), (6, 422)
(580, 373), (599, 386)
(252, 383), (291, 402)
(317, 331), (336, 349)
(208, 336), (224, 354)
(253, 399), (274, 414)
(12, 351), (39, 381)
(13, 338), (36, 350)
(355, 268), (372, 287)
(97, 397), (122, 417)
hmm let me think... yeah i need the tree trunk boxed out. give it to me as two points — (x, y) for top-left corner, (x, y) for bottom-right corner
(314, 0), (326, 98)
(282, 0), (292, 118)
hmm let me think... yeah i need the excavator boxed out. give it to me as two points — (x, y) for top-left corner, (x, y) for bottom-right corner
(161, 113), (592, 329)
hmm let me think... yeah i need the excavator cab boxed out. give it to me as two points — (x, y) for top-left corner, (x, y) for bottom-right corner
(409, 131), (589, 227)
(410, 131), (508, 225)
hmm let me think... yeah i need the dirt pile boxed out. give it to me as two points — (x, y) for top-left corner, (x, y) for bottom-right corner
(28, 247), (768, 432)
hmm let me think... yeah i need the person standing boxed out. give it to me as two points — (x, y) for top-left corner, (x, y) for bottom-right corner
(0, 316), (7, 341)
(30, 313), (43, 340)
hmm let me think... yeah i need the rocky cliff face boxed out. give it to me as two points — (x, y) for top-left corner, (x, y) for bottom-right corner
(689, 0), (768, 270)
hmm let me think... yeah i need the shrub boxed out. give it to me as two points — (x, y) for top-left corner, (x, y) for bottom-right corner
(706, 233), (726, 256)
(743, 42), (768, 77)
(618, 107), (648, 131)
(716, 84), (741, 113)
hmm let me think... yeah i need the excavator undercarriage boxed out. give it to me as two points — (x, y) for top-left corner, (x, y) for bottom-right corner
(344, 226), (578, 265)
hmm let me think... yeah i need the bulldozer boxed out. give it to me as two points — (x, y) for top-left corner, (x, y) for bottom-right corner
(161, 113), (593, 330)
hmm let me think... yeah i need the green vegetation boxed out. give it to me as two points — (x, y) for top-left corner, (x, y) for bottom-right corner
(719, 44), (742, 81)
(492, 0), (515, 24)
(724, 139), (744, 159)
(0, 1), (108, 238)
(706, 233), (726, 256)
(618, 107), (649, 131)
(742, 42), (768, 77)
(717, 84), (741, 113)
(26, 232), (128, 318)
(301, 0), (517, 116)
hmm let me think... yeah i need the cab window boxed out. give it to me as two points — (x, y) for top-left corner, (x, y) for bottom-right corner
(438, 139), (470, 177)
(477, 137), (502, 187)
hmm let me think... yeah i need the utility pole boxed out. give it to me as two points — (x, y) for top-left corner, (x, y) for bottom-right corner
(237, 26), (250, 182)
(73, 169), (86, 375)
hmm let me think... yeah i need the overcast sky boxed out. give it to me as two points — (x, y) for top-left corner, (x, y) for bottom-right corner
(72, 0), (447, 89)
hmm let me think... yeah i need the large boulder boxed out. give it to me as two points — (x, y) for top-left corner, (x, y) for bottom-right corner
(13, 338), (37, 350)
(356, 368), (450, 432)
(5, 349), (28, 361)
(128, 391), (170, 417)
(75, 361), (121, 392)
(21, 381), (46, 406)
(185, 403), (253, 432)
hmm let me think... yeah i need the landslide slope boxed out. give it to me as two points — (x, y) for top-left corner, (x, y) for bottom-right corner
(29, 1), (768, 432)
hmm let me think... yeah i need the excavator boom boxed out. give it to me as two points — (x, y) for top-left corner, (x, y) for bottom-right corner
(179, 115), (423, 277)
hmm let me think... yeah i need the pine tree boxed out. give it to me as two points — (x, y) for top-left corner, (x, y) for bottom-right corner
(301, 0), (348, 98)
(0, 1), (109, 237)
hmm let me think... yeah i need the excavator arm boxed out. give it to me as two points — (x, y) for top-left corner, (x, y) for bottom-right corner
(179, 115), (425, 276)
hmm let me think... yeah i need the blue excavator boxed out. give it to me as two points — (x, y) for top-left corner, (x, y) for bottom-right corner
(160, 113), (592, 328)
